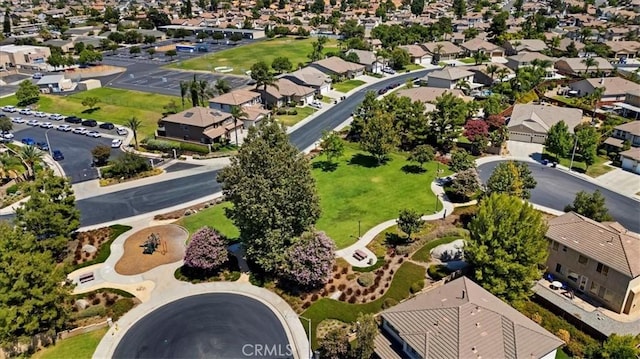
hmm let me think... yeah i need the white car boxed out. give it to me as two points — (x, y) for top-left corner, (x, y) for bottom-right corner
(26, 119), (40, 126)
(11, 117), (25, 124)
(49, 114), (64, 121)
(19, 109), (33, 115)
(111, 139), (122, 148)
(56, 124), (72, 132)
(2, 105), (16, 112)
(1, 131), (14, 139)
(34, 112), (48, 118)
(73, 127), (88, 135)
(116, 127), (128, 136)
(310, 100), (322, 109)
(86, 131), (101, 138)
(39, 122), (54, 129)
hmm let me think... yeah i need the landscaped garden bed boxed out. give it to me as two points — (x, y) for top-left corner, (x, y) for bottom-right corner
(70, 225), (132, 269)
(71, 288), (139, 327)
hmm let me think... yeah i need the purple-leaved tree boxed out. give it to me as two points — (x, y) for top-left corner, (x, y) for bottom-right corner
(283, 231), (336, 288)
(184, 226), (228, 271)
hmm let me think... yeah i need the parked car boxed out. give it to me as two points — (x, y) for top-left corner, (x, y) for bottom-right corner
(26, 119), (40, 126)
(73, 127), (88, 135)
(111, 139), (123, 148)
(1, 131), (14, 139)
(49, 113), (64, 121)
(81, 119), (98, 127)
(39, 122), (54, 129)
(19, 109), (33, 115)
(378, 88), (387, 95)
(99, 122), (115, 130)
(52, 150), (64, 161)
(36, 142), (49, 151)
(56, 124), (72, 132)
(86, 131), (101, 138)
(11, 117), (24, 124)
(34, 112), (48, 118)
(65, 116), (82, 124)
(21, 137), (36, 146)
(309, 101), (322, 109)
(32, 72), (43, 79)
(116, 127), (128, 136)
(2, 105), (16, 112)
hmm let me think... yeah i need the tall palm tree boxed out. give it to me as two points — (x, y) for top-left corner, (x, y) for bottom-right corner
(433, 43), (444, 63)
(179, 81), (189, 109)
(214, 79), (231, 95)
(189, 75), (200, 107)
(126, 117), (143, 150)
(486, 64), (499, 80)
(588, 87), (606, 121)
(472, 51), (489, 65)
(18, 145), (43, 179)
(496, 68), (510, 82)
(455, 79), (470, 93)
(581, 57), (597, 75)
(197, 79), (212, 106)
(229, 105), (248, 146)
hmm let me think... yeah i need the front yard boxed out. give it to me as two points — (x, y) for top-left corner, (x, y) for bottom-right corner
(541, 151), (614, 177)
(404, 63), (425, 71)
(274, 106), (316, 127)
(332, 79), (366, 93)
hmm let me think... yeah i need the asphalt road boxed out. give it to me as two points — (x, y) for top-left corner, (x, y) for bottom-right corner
(477, 161), (640, 233)
(112, 293), (291, 359)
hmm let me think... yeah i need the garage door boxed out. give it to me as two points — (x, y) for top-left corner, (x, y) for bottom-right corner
(509, 131), (533, 143)
(532, 133), (547, 144)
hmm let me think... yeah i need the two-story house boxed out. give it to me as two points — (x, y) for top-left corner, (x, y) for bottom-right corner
(569, 77), (639, 102)
(546, 212), (640, 316)
(604, 121), (640, 152)
(208, 89), (262, 112)
(616, 89), (640, 120)
(375, 276), (564, 359)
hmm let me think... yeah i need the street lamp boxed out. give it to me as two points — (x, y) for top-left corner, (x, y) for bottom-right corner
(299, 316), (313, 359)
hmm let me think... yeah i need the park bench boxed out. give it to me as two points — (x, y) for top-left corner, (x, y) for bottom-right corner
(79, 272), (94, 284)
(353, 249), (367, 261)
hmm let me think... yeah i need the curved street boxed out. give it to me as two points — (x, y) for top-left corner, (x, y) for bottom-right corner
(477, 161), (640, 233)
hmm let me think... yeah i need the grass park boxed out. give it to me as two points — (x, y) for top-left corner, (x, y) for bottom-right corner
(31, 328), (108, 359)
(0, 88), (179, 139)
(176, 202), (239, 239)
(168, 37), (339, 75)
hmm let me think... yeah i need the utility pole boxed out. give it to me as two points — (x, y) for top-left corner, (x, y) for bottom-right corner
(569, 135), (578, 171)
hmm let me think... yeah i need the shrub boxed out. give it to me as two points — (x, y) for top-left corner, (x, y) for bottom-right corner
(144, 139), (179, 152)
(75, 305), (106, 319)
(5, 185), (19, 195)
(184, 227), (229, 272)
(348, 296), (357, 303)
(276, 108), (287, 115)
(557, 329), (571, 343)
(334, 273), (341, 280)
(346, 273), (356, 280)
(287, 109), (298, 115)
(382, 298), (398, 309)
(302, 302), (311, 309)
(108, 298), (135, 320)
(428, 264), (452, 281)
(597, 149), (607, 156)
(180, 142), (210, 154)
(92, 297), (101, 305)
(338, 284), (346, 291)
(339, 292), (347, 301)
(357, 272), (374, 287)
(311, 293), (319, 301)
(283, 231), (336, 288)
(346, 287), (353, 295)
(103, 152), (151, 179)
(410, 280), (424, 294)
(355, 289), (361, 296)
(329, 285), (336, 292)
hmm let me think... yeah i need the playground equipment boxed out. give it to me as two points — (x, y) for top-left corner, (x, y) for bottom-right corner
(140, 233), (168, 255)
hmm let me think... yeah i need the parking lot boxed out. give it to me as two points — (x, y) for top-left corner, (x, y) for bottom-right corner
(3, 109), (126, 183)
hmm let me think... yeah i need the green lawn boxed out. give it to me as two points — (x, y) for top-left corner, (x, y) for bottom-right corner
(319, 95), (333, 104)
(301, 262), (425, 348)
(404, 63), (424, 71)
(167, 37), (338, 75)
(332, 80), (366, 93)
(0, 88), (180, 139)
(556, 349), (572, 359)
(313, 143), (447, 248)
(542, 150), (613, 177)
(274, 106), (316, 127)
(31, 328), (107, 359)
(458, 57), (477, 64)
(176, 202), (239, 240)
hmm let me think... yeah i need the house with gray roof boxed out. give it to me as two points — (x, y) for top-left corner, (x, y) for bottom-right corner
(375, 276), (564, 359)
(345, 49), (383, 73)
(554, 57), (614, 76)
(423, 67), (476, 90)
(507, 104), (583, 144)
(546, 212), (640, 315)
(283, 67), (331, 95)
(308, 56), (365, 80)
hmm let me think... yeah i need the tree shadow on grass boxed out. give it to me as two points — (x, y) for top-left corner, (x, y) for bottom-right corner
(81, 107), (101, 114)
(385, 232), (409, 247)
(312, 160), (338, 172)
(401, 164), (426, 174)
(348, 153), (381, 168)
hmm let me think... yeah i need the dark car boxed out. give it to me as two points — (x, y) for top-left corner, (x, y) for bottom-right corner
(36, 142), (50, 151)
(378, 88), (387, 95)
(65, 116), (82, 124)
(99, 122), (115, 130)
(21, 137), (36, 146)
(82, 119), (98, 127)
(52, 150), (64, 161)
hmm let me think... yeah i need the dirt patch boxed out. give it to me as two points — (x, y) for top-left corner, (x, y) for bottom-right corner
(115, 225), (188, 275)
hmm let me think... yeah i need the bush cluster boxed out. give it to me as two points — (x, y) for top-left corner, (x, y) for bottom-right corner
(357, 272), (375, 287)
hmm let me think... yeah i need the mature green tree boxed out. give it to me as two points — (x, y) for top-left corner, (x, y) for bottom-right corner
(449, 150), (475, 172)
(408, 144), (434, 169)
(351, 313), (377, 359)
(165, 49), (177, 59)
(229, 105), (247, 146)
(320, 131), (344, 164)
(214, 79), (231, 95)
(350, 91), (380, 140)
(271, 56), (292, 73)
(545, 121), (573, 161)
(146, 48), (156, 58)
(78, 49), (102, 65)
(126, 117), (142, 149)
(129, 46), (141, 54)
(18, 145), (43, 179)
(410, 0), (425, 15)
(489, 11), (509, 40)
(107, 152), (150, 179)
(360, 111), (399, 164)
(15, 80), (40, 106)
(397, 208), (424, 240)
(598, 334), (640, 359)
(564, 190), (612, 222)
(453, 0), (466, 18)
(217, 119), (320, 273)
(250, 61), (277, 90)
(91, 145), (111, 166)
(317, 327), (350, 359)
(428, 92), (468, 153)
(308, 36), (328, 62)
(466, 193), (548, 304)
(0, 117), (11, 132)
(390, 47), (410, 70)
(14, 169), (80, 258)
(575, 124), (599, 168)
(179, 81), (189, 109)
(385, 95), (428, 149)
(486, 161), (537, 199)
(450, 169), (482, 202)
(81, 96), (99, 110)
(0, 222), (71, 350)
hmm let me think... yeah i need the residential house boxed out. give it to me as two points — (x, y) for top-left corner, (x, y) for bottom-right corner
(503, 39), (549, 55)
(554, 57), (614, 76)
(507, 104), (583, 143)
(620, 148), (640, 174)
(460, 37), (505, 57)
(569, 77), (639, 102)
(605, 121), (640, 152)
(506, 52), (555, 72)
(604, 41), (640, 60)
(615, 89), (640, 120)
(240, 105), (271, 128)
(394, 87), (470, 112)
(467, 63), (514, 86)
(308, 56), (365, 80)
(258, 78), (316, 107)
(36, 74), (73, 92)
(423, 67), (476, 90)
(158, 106), (239, 144)
(546, 212), (640, 315)
(550, 38), (586, 54)
(422, 41), (463, 60)
(375, 276), (564, 359)
(345, 49), (383, 73)
(0, 44), (51, 70)
(283, 67), (331, 95)
(399, 44), (431, 65)
(208, 89), (262, 112)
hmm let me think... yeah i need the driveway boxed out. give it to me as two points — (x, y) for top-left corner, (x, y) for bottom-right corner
(594, 168), (640, 196)
(506, 140), (544, 161)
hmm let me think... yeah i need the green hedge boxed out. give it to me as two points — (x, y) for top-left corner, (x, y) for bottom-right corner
(144, 139), (210, 154)
(180, 142), (210, 154)
(74, 288), (135, 300)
